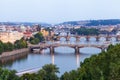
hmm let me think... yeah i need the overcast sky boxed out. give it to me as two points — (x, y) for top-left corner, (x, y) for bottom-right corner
(0, 0), (120, 23)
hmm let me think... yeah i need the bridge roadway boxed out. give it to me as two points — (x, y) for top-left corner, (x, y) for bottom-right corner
(30, 43), (109, 54)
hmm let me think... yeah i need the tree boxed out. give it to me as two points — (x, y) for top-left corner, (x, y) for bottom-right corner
(107, 44), (114, 51)
(34, 32), (44, 42)
(19, 39), (28, 48)
(29, 38), (39, 44)
(0, 41), (4, 54)
(29, 32), (44, 44)
(14, 38), (28, 49)
(37, 64), (59, 80)
(3, 42), (14, 51)
(71, 27), (100, 35)
(0, 67), (19, 80)
(60, 72), (70, 80)
(7, 42), (14, 51)
(20, 73), (37, 80)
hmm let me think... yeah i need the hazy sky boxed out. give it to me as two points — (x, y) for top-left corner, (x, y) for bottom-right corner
(0, 0), (120, 23)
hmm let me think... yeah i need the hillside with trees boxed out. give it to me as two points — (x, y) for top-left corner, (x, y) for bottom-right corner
(71, 27), (100, 35)
(59, 19), (120, 26)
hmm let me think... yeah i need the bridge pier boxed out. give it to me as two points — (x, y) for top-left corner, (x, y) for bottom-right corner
(116, 37), (119, 41)
(75, 47), (79, 54)
(106, 36), (110, 41)
(45, 36), (50, 41)
(39, 47), (43, 53)
(66, 37), (70, 41)
(96, 36), (100, 41)
(50, 47), (54, 54)
(30, 47), (33, 52)
(46, 36), (53, 41)
(76, 37), (80, 42)
(57, 37), (60, 41)
(86, 36), (90, 41)
(116, 36), (120, 41)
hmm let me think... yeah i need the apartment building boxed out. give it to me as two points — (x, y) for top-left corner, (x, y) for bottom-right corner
(0, 31), (24, 43)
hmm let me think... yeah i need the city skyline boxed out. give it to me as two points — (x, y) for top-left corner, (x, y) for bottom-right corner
(0, 0), (120, 23)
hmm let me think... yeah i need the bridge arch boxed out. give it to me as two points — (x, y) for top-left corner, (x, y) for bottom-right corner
(108, 36), (120, 41)
(54, 46), (75, 53)
(69, 37), (76, 41)
(80, 47), (101, 54)
(89, 37), (96, 42)
(99, 37), (106, 41)
(59, 37), (66, 41)
(79, 37), (86, 41)
(110, 37), (116, 41)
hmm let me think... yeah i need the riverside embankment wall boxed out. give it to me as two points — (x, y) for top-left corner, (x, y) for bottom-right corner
(0, 48), (29, 58)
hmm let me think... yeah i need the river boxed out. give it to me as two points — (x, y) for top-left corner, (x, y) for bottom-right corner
(0, 36), (119, 75)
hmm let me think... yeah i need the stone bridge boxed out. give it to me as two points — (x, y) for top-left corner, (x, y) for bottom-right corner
(30, 43), (109, 54)
(46, 35), (120, 41)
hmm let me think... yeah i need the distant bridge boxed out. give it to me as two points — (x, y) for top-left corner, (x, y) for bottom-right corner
(29, 43), (109, 54)
(46, 35), (120, 41)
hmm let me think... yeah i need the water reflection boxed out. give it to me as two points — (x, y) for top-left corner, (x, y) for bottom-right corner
(0, 52), (28, 67)
(51, 54), (55, 64)
(0, 48), (100, 75)
(76, 54), (80, 68)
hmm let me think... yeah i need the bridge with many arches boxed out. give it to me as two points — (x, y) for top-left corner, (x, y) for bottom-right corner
(29, 43), (110, 54)
(46, 35), (120, 41)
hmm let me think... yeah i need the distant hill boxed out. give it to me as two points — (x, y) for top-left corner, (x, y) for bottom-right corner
(0, 22), (51, 27)
(1, 19), (120, 27)
(58, 19), (120, 26)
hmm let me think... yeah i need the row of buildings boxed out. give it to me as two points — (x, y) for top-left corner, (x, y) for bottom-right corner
(53, 24), (120, 35)
(0, 25), (50, 43)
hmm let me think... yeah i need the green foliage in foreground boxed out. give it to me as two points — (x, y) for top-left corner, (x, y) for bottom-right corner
(1, 44), (120, 80)
(0, 67), (19, 80)
(20, 64), (59, 80)
(61, 44), (120, 80)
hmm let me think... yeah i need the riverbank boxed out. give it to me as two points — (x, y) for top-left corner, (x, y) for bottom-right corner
(0, 48), (29, 58)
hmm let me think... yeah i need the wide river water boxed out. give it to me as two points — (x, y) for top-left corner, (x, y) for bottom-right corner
(0, 36), (119, 75)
